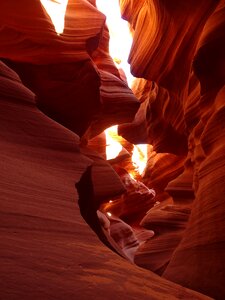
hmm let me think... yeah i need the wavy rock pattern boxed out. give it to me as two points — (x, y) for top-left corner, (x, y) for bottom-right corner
(1, 0), (225, 299)
(119, 0), (225, 299)
(163, 86), (225, 300)
(136, 203), (191, 275)
(0, 0), (104, 63)
(0, 60), (209, 300)
(134, 231), (183, 275)
(0, 1), (209, 299)
(119, 79), (188, 155)
(0, 0), (139, 139)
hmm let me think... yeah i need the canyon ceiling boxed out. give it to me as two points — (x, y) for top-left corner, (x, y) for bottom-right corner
(0, 0), (225, 299)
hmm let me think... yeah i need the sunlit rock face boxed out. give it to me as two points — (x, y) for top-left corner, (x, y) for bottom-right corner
(0, 0), (224, 299)
(1, 59), (204, 300)
(0, 0), (139, 138)
(119, 0), (225, 299)
(0, 3), (208, 299)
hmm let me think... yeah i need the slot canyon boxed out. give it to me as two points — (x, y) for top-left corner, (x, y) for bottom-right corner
(0, 0), (225, 299)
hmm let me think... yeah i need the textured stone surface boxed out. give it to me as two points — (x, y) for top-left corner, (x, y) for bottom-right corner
(0, 61), (211, 300)
(1, 0), (225, 299)
(0, 0), (139, 139)
(118, 0), (225, 298)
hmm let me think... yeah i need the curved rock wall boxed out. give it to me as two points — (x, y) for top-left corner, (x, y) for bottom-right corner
(1, 59), (208, 300)
(0, 0), (224, 299)
(119, 0), (225, 298)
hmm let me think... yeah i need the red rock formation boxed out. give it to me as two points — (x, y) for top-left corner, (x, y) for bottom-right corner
(1, 0), (225, 299)
(0, 0), (139, 139)
(0, 0), (104, 63)
(100, 170), (156, 227)
(163, 87), (225, 299)
(0, 58), (209, 300)
(118, 0), (225, 299)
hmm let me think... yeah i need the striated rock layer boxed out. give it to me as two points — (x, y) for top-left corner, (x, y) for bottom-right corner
(119, 0), (225, 299)
(0, 57), (209, 300)
(0, 0), (224, 299)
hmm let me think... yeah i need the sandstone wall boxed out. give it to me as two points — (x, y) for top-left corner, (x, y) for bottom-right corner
(119, 0), (225, 298)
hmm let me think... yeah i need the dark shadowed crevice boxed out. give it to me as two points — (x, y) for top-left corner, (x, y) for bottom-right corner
(75, 166), (126, 258)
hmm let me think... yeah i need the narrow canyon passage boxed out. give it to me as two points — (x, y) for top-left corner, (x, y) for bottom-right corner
(0, 1), (225, 300)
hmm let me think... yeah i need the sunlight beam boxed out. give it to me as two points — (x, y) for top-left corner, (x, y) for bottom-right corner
(105, 125), (123, 160)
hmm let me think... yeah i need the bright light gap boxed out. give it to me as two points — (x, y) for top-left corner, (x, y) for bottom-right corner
(40, 0), (68, 34)
(96, 0), (135, 87)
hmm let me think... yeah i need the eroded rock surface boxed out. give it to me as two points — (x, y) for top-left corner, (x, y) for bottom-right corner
(0, 60), (209, 300)
(0, 0), (224, 299)
(118, 0), (225, 298)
